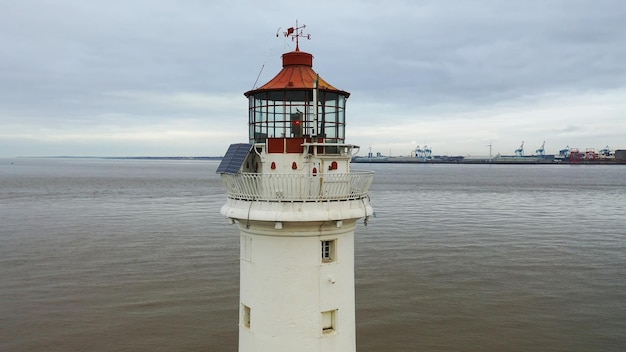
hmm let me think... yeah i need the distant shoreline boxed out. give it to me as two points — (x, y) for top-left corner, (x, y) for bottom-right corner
(15, 156), (223, 160)
(10, 155), (625, 165)
(351, 157), (626, 165)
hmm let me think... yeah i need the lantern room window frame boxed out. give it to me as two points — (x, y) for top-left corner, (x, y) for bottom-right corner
(248, 89), (347, 145)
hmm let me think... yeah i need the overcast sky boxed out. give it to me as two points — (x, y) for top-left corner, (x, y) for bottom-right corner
(1, 0), (625, 157)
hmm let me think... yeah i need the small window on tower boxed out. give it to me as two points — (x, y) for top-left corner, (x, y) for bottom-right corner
(321, 239), (336, 263)
(242, 304), (251, 329)
(321, 309), (337, 334)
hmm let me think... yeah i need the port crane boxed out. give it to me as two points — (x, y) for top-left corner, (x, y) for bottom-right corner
(412, 145), (423, 158)
(599, 145), (612, 157)
(535, 141), (545, 157)
(514, 141), (524, 157)
(423, 145), (432, 158)
(412, 145), (432, 159)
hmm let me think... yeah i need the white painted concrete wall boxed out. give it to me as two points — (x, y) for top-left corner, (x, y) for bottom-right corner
(238, 220), (357, 352)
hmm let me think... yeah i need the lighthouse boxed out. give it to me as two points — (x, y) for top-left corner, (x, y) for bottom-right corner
(217, 23), (373, 352)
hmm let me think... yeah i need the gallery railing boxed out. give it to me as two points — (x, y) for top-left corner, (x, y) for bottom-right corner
(220, 171), (374, 202)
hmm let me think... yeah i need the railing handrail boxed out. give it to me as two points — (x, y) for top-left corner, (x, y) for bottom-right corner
(221, 171), (374, 202)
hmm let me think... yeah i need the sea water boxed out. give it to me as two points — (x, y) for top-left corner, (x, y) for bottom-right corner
(1, 158), (625, 351)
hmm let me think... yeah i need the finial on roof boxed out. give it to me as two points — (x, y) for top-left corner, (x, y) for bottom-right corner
(282, 20), (310, 51)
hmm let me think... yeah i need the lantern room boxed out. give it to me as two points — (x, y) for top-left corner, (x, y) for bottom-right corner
(244, 49), (350, 153)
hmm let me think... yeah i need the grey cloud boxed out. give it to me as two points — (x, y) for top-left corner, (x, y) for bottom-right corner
(1, 0), (625, 156)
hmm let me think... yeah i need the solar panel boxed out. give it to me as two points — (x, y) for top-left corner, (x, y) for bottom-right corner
(216, 143), (252, 174)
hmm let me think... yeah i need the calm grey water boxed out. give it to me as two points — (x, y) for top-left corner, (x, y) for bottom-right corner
(1, 158), (625, 351)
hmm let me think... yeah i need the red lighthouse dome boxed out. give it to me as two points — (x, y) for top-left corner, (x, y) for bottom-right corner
(245, 49), (349, 97)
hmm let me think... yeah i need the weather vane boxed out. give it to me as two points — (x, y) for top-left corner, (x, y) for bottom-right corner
(277, 20), (310, 51)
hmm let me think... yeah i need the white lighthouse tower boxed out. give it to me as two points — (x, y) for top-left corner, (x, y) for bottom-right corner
(217, 23), (373, 352)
